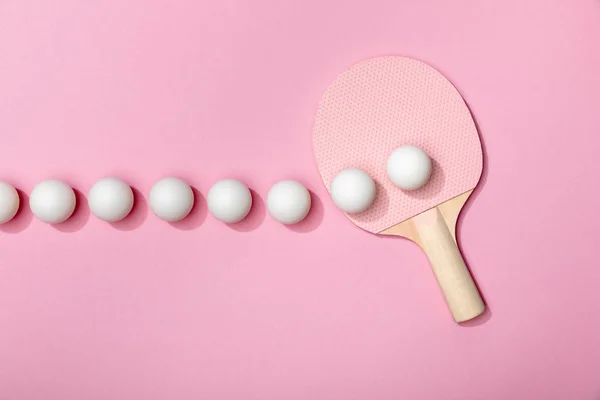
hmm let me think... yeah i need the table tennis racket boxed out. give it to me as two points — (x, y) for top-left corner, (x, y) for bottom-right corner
(312, 56), (485, 322)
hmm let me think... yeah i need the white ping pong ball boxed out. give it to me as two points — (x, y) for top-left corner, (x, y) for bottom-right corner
(149, 177), (194, 222)
(267, 180), (311, 224)
(30, 179), (76, 224)
(88, 177), (134, 222)
(387, 145), (432, 190)
(330, 168), (376, 214)
(207, 179), (252, 223)
(0, 181), (20, 224)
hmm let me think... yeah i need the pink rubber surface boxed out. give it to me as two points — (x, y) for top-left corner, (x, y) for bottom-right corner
(313, 56), (482, 233)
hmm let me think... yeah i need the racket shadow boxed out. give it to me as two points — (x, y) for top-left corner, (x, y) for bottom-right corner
(459, 103), (490, 214)
(455, 105), (492, 327)
(456, 251), (492, 327)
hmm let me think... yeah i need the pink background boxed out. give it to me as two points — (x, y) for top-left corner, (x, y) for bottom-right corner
(1, 0), (599, 398)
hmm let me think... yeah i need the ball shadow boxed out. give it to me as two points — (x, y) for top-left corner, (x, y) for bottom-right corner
(351, 178), (390, 224)
(52, 189), (90, 233)
(405, 158), (445, 200)
(170, 187), (207, 231)
(285, 190), (324, 233)
(110, 187), (148, 231)
(0, 189), (33, 233)
(228, 189), (266, 232)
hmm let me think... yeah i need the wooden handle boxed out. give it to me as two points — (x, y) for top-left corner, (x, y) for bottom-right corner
(412, 206), (485, 322)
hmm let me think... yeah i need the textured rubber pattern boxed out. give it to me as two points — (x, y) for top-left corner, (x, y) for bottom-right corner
(313, 56), (482, 233)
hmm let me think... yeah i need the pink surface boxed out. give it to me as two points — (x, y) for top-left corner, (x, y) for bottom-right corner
(1, 0), (600, 399)
(313, 56), (482, 233)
